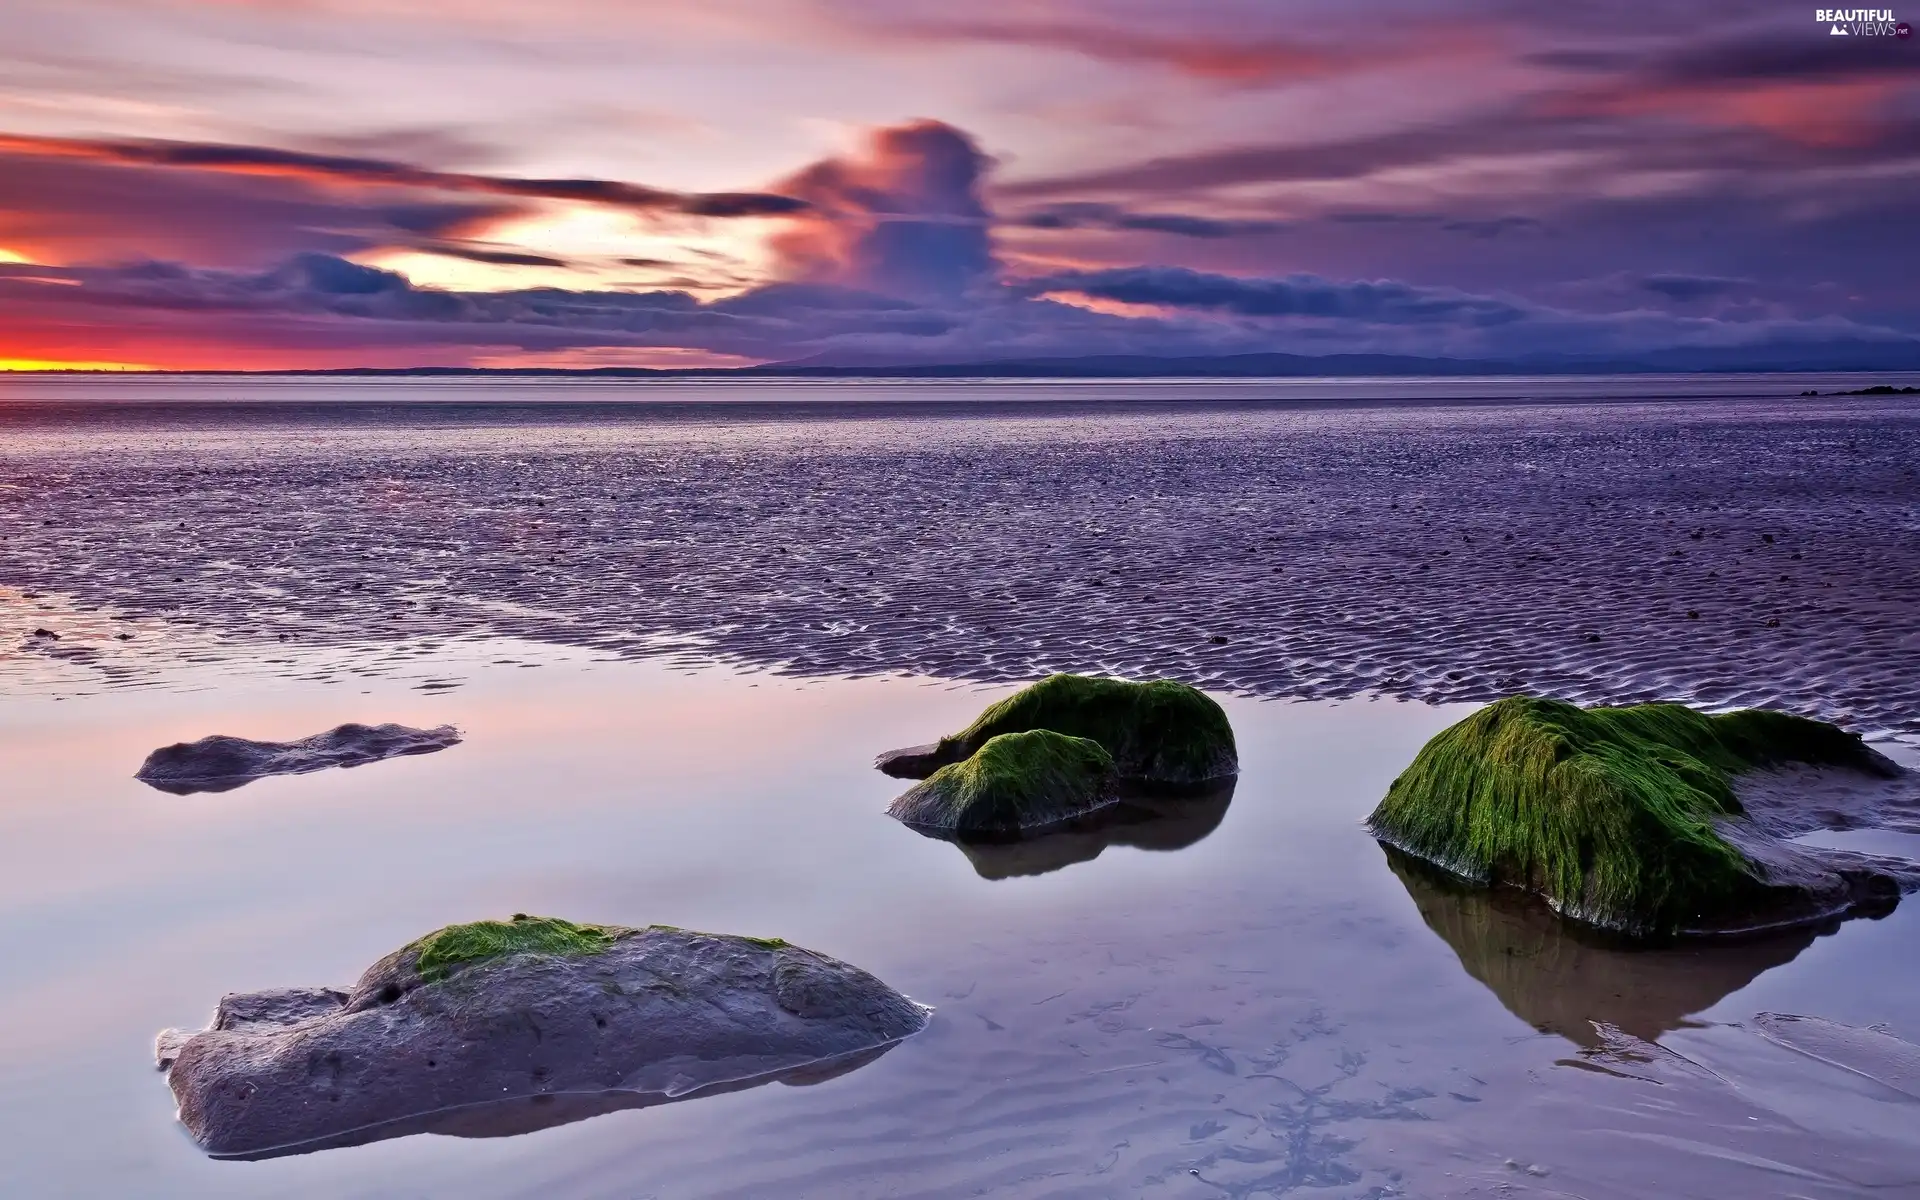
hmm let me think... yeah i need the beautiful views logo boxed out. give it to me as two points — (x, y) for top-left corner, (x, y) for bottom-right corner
(1815, 7), (1911, 34)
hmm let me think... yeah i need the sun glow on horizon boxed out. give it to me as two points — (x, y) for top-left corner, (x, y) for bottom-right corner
(358, 205), (779, 298)
(0, 359), (159, 371)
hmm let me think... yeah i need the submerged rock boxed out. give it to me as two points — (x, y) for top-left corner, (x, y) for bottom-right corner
(876, 673), (1237, 786)
(136, 722), (461, 794)
(157, 918), (929, 1159)
(1368, 696), (1917, 937)
(888, 729), (1118, 836)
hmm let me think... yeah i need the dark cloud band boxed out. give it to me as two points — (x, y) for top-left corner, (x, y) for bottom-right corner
(0, 132), (808, 218)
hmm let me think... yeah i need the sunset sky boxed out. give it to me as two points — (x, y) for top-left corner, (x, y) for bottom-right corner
(2, 0), (1917, 370)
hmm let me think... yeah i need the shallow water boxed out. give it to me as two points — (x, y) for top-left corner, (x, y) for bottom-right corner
(2, 378), (1918, 1196)
(1, 650), (1917, 1198)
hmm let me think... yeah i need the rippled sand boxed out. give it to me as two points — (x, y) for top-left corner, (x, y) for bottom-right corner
(2, 385), (1916, 744)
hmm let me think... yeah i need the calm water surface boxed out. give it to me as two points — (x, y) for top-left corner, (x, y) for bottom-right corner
(2, 646), (1917, 1198)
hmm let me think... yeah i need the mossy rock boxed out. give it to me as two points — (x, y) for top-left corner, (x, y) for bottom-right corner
(887, 729), (1119, 836)
(1366, 696), (1903, 937)
(363, 916), (792, 994)
(878, 674), (1237, 786)
(157, 919), (928, 1158)
(411, 916), (626, 984)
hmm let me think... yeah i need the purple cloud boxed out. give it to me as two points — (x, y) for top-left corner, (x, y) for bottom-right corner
(1025, 266), (1531, 326)
(770, 120), (995, 300)
(0, 131), (809, 218)
(1013, 203), (1286, 239)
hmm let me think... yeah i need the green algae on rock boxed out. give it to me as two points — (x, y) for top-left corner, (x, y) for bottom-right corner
(888, 729), (1119, 836)
(876, 673), (1238, 786)
(413, 915), (624, 984)
(1366, 696), (1907, 937)
(157, 920), (930, 1159)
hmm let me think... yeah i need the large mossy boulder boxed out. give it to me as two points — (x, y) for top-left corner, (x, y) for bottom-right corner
(877, 674), (1237, 786)
(887, 729), (1118, 837)
(157, 918), (929, 1159)
(1367, 696), (1913, 937)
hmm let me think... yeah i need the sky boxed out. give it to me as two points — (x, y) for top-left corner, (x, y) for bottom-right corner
(1, 0), (1916, 370)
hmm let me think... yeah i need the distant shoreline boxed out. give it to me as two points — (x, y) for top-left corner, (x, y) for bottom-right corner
(7, 349), (1920, 382)
(8, 370), (1920, 384)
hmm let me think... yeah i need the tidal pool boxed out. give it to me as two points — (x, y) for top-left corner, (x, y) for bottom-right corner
(1, 645), (1916, 1198)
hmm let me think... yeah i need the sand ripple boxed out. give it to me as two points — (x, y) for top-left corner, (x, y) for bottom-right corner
(2, 393), (1916, 738)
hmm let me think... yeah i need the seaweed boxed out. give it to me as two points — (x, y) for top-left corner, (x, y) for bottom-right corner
(1366, 696), (1889, 935)
(889, 729), (1118, 836)
(413, 916), (627, 983)
(932, 674), (1237, 784)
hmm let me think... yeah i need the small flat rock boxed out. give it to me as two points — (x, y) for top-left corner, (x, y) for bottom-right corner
(875, 743), (947, 779)
(158, 925), (929, 1159)
(135, 722), (461, 794)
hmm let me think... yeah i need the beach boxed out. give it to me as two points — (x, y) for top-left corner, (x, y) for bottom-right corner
(3, 376), (1918, 737)
(1, 375), (1918, 1198)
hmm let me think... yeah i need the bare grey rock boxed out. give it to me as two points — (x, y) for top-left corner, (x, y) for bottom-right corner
(135, 722), (461, 794)
(875, 743), (946, 779)
(157, 924), (930, 1159)
(1683, 762), (1920, 934)
(1733, 761), (1920, 837)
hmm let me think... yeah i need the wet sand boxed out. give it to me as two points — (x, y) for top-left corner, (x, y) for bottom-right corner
(1, 378), (1917, 741)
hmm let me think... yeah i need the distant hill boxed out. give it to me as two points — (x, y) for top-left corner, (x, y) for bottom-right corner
(754, 343), (1920, 377)
(280, 342), (1920, 378)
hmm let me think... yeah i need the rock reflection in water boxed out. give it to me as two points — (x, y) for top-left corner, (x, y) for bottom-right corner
(212, 1042), (903, 1161)
(1383, 846), (1834, 1047)
(932, 781), (1235, 880)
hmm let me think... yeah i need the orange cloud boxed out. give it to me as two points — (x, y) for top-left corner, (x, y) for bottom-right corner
(1542, 77), (1910, 148)
(0, 308), (476, 372)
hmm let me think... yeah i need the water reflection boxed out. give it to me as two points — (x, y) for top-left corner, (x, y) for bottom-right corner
(1383, 847), (1824, 1047)
(213, 1042), (905, 1161)
(917, 782), (1236, 880)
